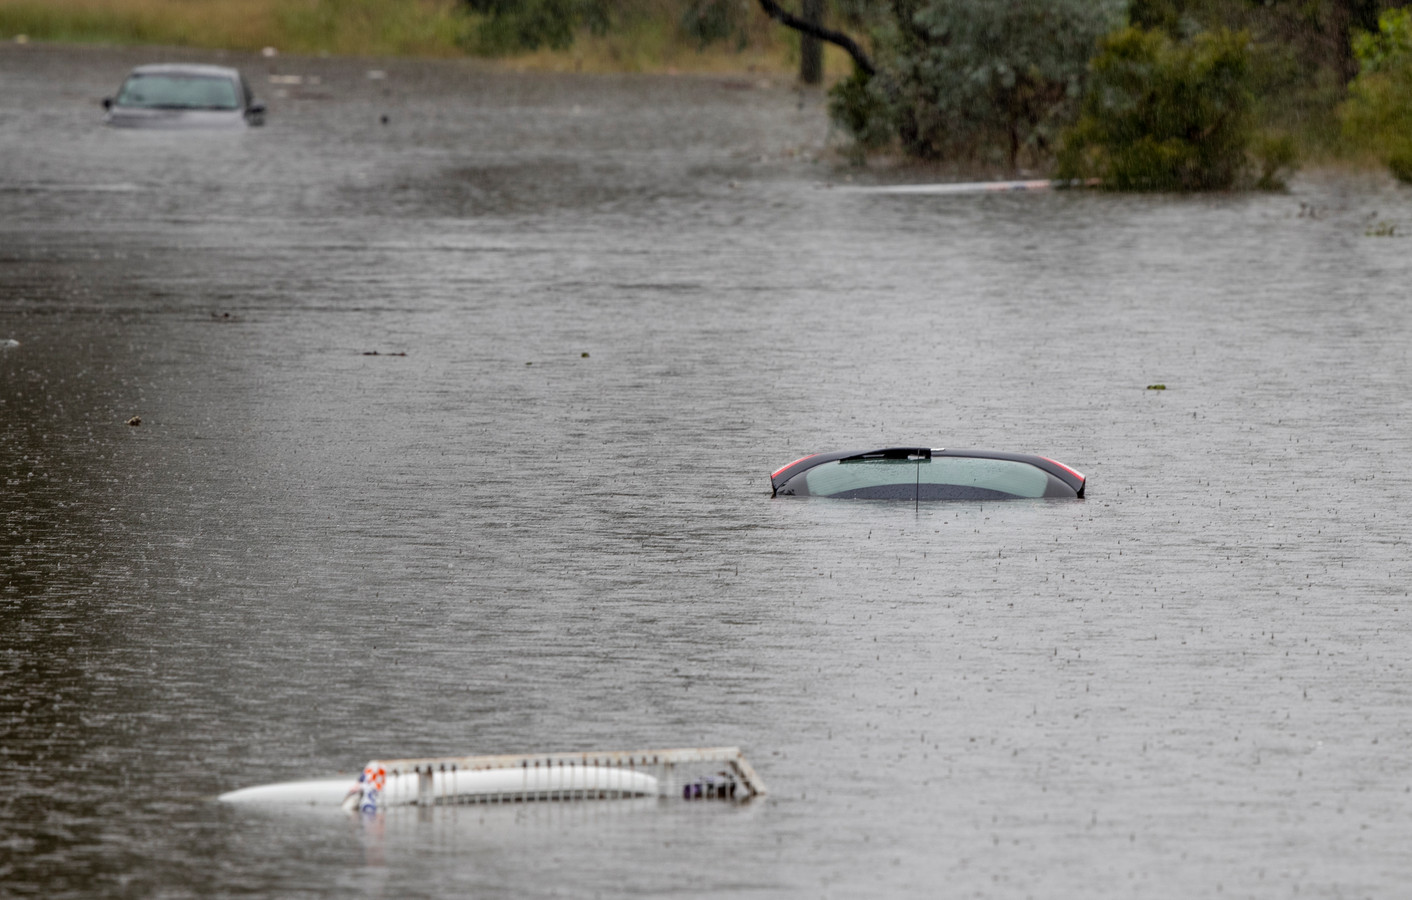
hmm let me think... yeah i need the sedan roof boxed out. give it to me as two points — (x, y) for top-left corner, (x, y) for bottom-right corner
(770, 447), (1086, 498)
(127, 63), (243, 79)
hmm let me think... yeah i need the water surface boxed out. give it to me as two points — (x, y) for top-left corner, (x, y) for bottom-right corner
(3, 42), (1412, 899)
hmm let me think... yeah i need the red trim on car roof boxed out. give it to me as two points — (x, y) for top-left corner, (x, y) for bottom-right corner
(771, 455), (817, 480)
(1041, 457), (1085, 483)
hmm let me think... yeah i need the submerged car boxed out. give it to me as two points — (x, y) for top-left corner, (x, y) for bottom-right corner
(770, 447), (1086, 501)
(103, 64), (265, 129)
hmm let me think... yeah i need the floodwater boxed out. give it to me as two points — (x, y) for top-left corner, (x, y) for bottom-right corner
(3, 42), (1411, 899)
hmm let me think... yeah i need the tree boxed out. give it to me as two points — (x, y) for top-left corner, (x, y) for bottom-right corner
(1340, 6), (1412, 180)
(1057, 27), (1257, 189)
(1241, 0), (1383, 85)
(825, 0), (1123, 167)
(755, 0), (876, 75)
(1126, 0), (1392, 83)
(800, 0), (825, 83)
(462, 0), (877, 84)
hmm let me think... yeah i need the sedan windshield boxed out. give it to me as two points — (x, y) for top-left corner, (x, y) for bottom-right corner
(116, 74), (240, 110)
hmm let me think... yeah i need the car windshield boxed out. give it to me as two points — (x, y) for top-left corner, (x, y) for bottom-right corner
(116, 73), (240, 110)
(796, 456), (1053, 500)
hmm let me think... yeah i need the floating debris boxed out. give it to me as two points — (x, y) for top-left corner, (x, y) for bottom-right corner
(127, 416), (141, 426)
(580, 351), (590, 358)
(210, 311), (239, 322)
(1, 339), (18, 350)
(1146, 384), (1167, 390)
(362, 350), (406, 357)
(1366, 221), (1397, 237)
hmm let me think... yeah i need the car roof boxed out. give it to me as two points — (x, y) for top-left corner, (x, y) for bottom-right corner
(770, 447), (1086, 496)
(127, 64), (242, 79)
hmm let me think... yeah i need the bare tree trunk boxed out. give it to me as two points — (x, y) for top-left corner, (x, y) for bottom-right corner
(757, 0), (875, 77)
(800, 0), (823, 84)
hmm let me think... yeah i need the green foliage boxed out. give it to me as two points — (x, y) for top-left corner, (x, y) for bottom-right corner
(1137, 0), (1380, 82)
(1340, 8), (1412, 180)
(0, 3), (178, 45)
(462, 0), (610, 53)
(827, 69), (893, 158)
(679, 0), (752, 50)
(462, 0), (767, 56)
(828, 0), (898, 36)
(1349, 5), (1412, 74)
(276, 0), (473, 56)
(1128, 0), (1191, 36)
(1389, 147), (1412, 184)
(1113, 0), (1389, 156)
(1252, 131), (1299, 189)
(1058, 27), (1258, 190)
(828, 0), (1123, 166)
(0, 0), (473, 56)
(913, 0), (1122, 164)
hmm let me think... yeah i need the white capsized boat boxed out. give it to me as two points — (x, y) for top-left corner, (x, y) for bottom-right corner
(218, 747), (766, 811)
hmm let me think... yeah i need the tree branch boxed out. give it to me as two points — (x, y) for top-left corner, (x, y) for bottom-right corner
(756, 0), (876, 77)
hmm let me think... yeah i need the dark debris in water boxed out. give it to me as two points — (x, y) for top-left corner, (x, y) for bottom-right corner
(362, 351), (407, 357)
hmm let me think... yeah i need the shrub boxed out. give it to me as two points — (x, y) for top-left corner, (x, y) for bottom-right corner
(679, 0), (751, 50)
(1340, 8), (1412, 182)
(1058, 26), (1256, 191)
(1388, 146), (1412, 184)
(1252, 131), (1298, 190)
(462, 0), (607, 53)
(827, 69), (894, 151)
(827, 0), (1123, 167)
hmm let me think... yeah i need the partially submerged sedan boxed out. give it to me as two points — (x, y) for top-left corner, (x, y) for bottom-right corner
(103, 64), (266, 129)
(770, 448), (1085, 501)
